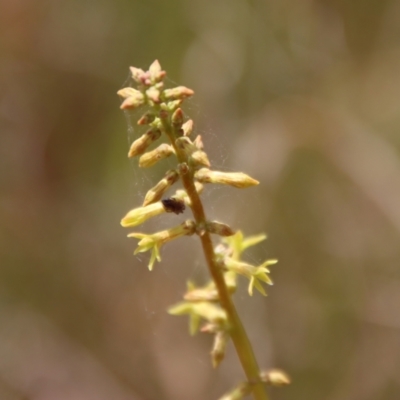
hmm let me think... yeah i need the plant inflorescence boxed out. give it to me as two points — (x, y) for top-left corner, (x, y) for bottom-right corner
(118, 60), (289, 400)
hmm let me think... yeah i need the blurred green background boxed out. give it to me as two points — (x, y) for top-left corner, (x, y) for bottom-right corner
(1, 0), (400, 399)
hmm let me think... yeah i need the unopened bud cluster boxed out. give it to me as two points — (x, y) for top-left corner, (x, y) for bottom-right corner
(118, 61), (289, 399)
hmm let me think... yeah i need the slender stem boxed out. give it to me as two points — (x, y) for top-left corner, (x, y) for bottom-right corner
(162, 117), (269, 400)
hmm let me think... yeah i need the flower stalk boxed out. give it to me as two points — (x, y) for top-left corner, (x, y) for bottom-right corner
(118, 61), (288, 400)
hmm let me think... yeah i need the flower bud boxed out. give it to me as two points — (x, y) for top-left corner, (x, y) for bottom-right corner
(211, 331), (229, 368)
(129, 66), (147, 83)
(178, 162), (189, 175)
(172, 182), (203, 208)
(163, 86), (194, 101)
(192, 151), (210, 168)
(121, 202), (165, 227)
(143, 169), (179, 206)
(260, 369), (291, 386)
(200, 323), (220, 333)
(139, 144), (175, 168)
(218, 383), (251, 400)
(184, 282), (219, 302)
(171, 108), (184, 126)
(137, 112), (156, 125)
(117, 87), (145, 110)
(195, 168), (259, 188)
(148, 60), (166, 83)
(160, 100), (183, 112)
(182, 119), (194, 136)
(193, 135), (204, 150)
(146, 87), (161, 103)
(128, 129), (162, 158)
(206, 221), (236, 237)
(175, 137), (210, 168)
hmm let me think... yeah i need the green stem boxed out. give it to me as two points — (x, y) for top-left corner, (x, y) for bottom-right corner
(161, 116), (269, 400)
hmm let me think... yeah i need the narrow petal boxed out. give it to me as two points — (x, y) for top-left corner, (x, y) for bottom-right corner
(252, 278), (267, 296)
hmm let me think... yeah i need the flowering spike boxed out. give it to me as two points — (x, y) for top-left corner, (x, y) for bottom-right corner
(118, 63), (282, 395)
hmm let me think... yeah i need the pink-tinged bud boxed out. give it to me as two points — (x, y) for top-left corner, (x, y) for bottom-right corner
(260, 369), (291, 386)
(148, 60), (166, 83)
(193, 135), (204, 150)
(139, 144), (175, 168)
(178, 162), (189, 175)
(163, 86), (194, 101)
(129, 67), (147, 83)
(137, 112), (156, 125)
(143, 169), (179, 206)
(206, 221), (236, 237)
(146, 87), (161, 103)
(117, 87), (145, 110)
(159, 109), (169, 120)
(128, 129), (161, 158)
(182, 119), (194, 136)
(195, 168), (259, 188)
(171, 108), (184, 126)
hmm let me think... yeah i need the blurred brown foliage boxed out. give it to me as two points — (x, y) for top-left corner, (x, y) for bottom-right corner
(1, 0), (400, 399)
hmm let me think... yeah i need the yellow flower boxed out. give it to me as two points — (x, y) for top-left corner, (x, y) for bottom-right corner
(224, 258), (277, 296)
(223, 230), (267, 260)
(128, 220), (196, 270)
(168, 301), (228, 335)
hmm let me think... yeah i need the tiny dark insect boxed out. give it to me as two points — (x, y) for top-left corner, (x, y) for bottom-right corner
(162, 198), (186, 214)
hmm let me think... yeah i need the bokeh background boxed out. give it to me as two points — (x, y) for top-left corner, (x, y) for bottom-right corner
(1, 0), (400, 399)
